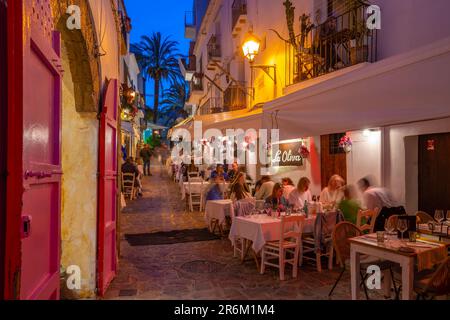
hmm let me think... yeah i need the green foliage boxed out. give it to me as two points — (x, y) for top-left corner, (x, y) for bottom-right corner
(131, 32), (183, 124)
(145, 134), (162, 149)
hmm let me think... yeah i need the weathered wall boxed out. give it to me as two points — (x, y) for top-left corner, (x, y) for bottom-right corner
(60, 43), (99, 299)
(53, 0), (122, 299)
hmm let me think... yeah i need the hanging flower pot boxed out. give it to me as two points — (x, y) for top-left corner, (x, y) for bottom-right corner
(339, 135), (353, 153)
(299, 145), (310, 158)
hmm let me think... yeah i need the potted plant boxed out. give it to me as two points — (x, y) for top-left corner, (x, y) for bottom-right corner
(339, 135), (353, 153)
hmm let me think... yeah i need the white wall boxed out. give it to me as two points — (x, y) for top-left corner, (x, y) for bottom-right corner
(384, 117), (450, 212)
(346, 129), (382, 187)
(375, 0), (450, 60)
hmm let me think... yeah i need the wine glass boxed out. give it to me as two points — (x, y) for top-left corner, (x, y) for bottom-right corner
(397, 219), (408, 241)
(384, 218), (396, 236)
(435, 210), (444, 225)
(446, 210), (450, 225)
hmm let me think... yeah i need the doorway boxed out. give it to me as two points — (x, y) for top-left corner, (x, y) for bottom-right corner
(0, 0), (7, 299)
(320, 134), (347, 188)
(418, 133), (450, 216)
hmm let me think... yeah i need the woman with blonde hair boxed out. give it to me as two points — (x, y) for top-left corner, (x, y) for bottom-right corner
(320, 174), (345, 208)
(288, 177), (313, 210)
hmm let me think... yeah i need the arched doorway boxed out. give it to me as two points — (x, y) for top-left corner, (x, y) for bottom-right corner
(51, 0), (102, 299)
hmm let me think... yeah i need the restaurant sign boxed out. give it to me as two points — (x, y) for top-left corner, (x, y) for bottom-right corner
(271, 141), (304, 167)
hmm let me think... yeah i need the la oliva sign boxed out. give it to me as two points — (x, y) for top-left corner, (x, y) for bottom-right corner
(271, 141), (304, 167)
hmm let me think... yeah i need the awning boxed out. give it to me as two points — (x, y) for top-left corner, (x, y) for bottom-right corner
(169, 108), (263, 140)
(196, 107), (263, 134)
(167, 116), (194, 138)
(263, 37), (450, 140)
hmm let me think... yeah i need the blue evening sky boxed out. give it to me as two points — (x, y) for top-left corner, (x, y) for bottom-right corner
(125, 0), (192, 102)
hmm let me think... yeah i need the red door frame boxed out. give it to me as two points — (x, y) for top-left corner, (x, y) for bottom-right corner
(0, 0), (7, 300)
(3, 0), (24, 300)
(97, 79), (119, 297)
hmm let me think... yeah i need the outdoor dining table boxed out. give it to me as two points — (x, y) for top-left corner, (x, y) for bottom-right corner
(180, 181), (229, 200)
(205, 199), (234, 231)
(229, 213), (316, 269)
(417, 223), (450, 241)
(349, 234), (449, 300)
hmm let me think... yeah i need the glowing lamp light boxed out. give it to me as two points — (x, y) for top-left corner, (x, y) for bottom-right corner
(242, 31), (261, 63)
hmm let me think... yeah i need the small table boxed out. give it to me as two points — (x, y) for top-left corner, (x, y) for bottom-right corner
(350, 235), (448, 300)
(229, 214), (316, 269)
(205, 200), (234, 232)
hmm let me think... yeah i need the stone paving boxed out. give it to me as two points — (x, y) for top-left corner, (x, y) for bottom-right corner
(105, 165), (386, 300)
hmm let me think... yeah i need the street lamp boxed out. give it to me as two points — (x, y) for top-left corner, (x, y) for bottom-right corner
(241, 29), (277, 99)
(242, 31), (261, 63)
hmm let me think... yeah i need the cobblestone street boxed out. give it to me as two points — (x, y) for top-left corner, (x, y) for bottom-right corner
(104, 165), (384, 300)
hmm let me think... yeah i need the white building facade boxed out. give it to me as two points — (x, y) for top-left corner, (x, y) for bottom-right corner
(178, 0), (450, 214)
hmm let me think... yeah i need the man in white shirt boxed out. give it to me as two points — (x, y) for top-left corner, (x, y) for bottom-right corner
(358, 177), (398, 210)
(255, 176), (275, 200)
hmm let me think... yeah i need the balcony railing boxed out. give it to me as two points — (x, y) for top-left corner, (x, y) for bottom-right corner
(223, 83), (248, 111)
(198, 85), (248, 116)
(232, 0), (247, 32)
(198, 97), (223, 116)
(207, 35), (222, 66)
(285, 4), (378, 86)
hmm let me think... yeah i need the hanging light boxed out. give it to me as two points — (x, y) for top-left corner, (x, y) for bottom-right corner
(242, 30), (261, 63)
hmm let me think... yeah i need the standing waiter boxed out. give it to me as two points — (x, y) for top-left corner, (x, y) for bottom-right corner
(140, 144), (153, 176)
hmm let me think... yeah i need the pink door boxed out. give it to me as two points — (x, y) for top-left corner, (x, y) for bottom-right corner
(97, 79), (119, 296)
(21, 1), (63, 300)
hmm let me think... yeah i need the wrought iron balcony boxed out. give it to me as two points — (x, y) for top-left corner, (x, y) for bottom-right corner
(197, 84), (248, 116)
(285, 4), (378, 86)
(232, 0), (248, 37)
(198, 97), (223, 115)
(223, 83), (248, 112)
(207, 35), (222, 70)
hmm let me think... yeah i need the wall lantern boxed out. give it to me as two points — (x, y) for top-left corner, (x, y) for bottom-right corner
(242, 29), (277, 99)
(242, 31), (261, 63)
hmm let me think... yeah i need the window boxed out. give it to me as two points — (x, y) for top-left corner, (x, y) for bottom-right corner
(329, 133), (346, 154)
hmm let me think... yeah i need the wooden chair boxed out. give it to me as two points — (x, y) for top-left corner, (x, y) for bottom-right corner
(328, 222), (399, 299)
(356, 208), (380, 234)
(416, 211), (436, 224)
(188, 179), (204, 212)
(231, 200), (255, 259)
(122, 173), (136, 201)
(261, 215), (305, 281)
(187, 171), (200, 179)
(415, 257), (450, 300)
(301, 211), (340, 272)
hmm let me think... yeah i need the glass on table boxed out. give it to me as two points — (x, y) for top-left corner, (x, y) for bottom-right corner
(397, 219), (408, 241)
(446, 210), (450, 225)
(384, 218), (396, 238)
(408, 231), (417, 242)
(435, 210), (444, 224)
(376, 231), (385, 244)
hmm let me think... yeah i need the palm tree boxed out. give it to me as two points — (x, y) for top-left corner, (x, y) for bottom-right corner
(159, 80), (188, 128)
(132, 32), (182, 123)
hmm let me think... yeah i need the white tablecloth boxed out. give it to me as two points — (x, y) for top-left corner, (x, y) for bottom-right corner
(229, 214), (316, 253)
(181, 182), (229, 200)
(205, 200), (234, 228)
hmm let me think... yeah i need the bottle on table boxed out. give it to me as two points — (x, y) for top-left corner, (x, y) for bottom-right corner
(304, 200), (309, 218)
